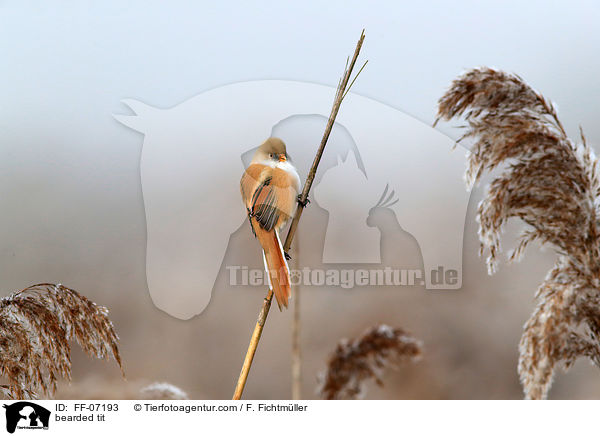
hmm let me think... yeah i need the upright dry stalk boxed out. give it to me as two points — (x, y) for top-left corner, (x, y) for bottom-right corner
(0, 283), (123, 399)
(318, 325), (423, 400)
(436, 67), (600, 399)
(232, 30), (367, 400)
(291, 236), (301, 400)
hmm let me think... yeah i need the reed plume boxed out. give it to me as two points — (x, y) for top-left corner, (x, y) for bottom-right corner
(318, 324), (422, 400)
(140, 382), (189, 400)
(0, 283), (123, 399)
(436, 67), (600, 399)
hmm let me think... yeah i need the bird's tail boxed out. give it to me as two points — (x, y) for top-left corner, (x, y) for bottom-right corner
(256, 226), (291, 310)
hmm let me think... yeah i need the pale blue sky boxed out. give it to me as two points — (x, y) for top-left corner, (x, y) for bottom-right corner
(2, 1), (598, 140)
(0, 0), (597, 292)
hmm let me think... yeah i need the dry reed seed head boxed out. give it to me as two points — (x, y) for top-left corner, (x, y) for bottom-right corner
(437, 67), (600, 399)
(0, 385), (35, 400)
(318, 325), (423, 400)
(0, 283), (123, 399)
(140, 382), (189, 400)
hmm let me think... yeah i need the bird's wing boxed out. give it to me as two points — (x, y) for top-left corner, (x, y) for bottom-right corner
(240, 163), (266, 208)
(241, 164), (298, 232)
(241, 163), (280, 231)
(250, 176), (280, 231)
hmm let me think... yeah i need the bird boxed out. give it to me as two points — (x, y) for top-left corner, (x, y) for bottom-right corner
(240, 137), (301, 310)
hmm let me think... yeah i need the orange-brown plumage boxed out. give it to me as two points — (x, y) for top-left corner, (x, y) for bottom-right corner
(240, 138), (300, 309)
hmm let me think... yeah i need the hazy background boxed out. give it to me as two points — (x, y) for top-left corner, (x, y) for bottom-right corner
(0, 0), (599, 399)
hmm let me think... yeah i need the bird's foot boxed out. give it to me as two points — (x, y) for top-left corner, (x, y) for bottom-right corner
(284, 251), (292, 261)
(297, 195), (310, 207)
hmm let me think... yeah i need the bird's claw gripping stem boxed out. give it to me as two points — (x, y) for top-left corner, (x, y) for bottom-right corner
(297, 195), (310, 208)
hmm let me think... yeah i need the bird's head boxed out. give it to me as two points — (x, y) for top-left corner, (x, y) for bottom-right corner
(255, 137), (289, 163)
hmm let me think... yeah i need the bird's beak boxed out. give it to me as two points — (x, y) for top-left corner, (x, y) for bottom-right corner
(279, 154), (287, 162)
